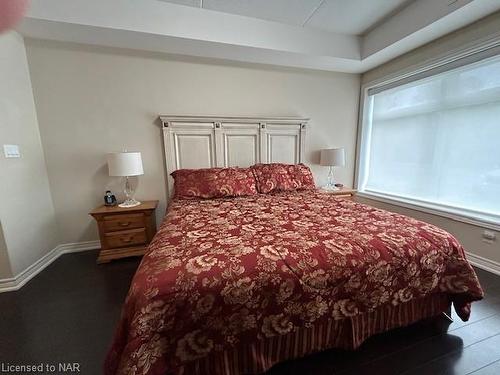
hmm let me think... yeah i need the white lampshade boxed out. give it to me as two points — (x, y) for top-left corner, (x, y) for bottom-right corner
(320, 148), (345, 167)
(107, 152), (144, 177)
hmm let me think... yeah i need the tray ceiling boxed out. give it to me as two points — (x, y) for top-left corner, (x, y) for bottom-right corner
(159, 0), (413, 35)
(20, 0), (500, 73)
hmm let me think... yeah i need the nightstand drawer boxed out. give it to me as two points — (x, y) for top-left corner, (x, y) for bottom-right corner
(105, 228), (147, 248)
(103, 213), (145, 232)
(90, 200), (158, 263)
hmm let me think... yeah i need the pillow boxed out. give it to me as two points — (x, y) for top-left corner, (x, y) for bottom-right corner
(293, 163), (316, 190)
(251, 163), (316, 194)
(171, 167), (258, 199)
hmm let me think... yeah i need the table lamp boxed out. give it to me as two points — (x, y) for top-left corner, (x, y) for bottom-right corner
(320, 148), (345, 191)
(107, 151), (144, 207)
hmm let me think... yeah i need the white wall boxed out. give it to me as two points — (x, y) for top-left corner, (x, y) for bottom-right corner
(25, 40), (361, 244)
(360, 11), (500, 265)
(0, 224), (12, 280)
(0, 32), (59, 278)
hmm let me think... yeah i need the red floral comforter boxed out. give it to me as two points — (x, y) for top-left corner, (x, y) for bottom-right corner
(105, 190), (483, 375)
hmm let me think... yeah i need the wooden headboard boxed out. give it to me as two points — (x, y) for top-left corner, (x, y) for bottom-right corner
(159, 115), (309, 197)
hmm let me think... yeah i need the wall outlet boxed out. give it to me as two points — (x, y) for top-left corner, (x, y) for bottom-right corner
(482, 230), (496, 244)
(3, 144), (21, 158)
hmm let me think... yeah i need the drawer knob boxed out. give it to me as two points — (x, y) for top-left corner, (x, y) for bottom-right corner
(119, 222), (130, 226)
(121, 237), (133, 243)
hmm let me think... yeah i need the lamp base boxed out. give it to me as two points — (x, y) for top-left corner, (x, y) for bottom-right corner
(321, 184), (340, 191)
(118, 199), (141, 208)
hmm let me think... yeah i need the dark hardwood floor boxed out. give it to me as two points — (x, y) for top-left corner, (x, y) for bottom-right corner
(0, 251), (137, 374)
(1, 250), (500, 374)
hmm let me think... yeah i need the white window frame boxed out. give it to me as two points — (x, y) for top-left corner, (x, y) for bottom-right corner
(355, 36), (500, 232)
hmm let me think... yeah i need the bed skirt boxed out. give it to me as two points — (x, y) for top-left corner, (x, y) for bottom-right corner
(179, 293), (451, 375)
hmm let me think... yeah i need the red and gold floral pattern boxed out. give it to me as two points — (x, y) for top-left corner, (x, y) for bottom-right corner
(172, 167), (257, 199)
(292, 163), (316, 189)
(251, 163), (316, 193)
(105, 190), (483, 375)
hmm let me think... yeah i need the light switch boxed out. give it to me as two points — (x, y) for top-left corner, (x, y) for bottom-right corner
(3, 144), (21, 158)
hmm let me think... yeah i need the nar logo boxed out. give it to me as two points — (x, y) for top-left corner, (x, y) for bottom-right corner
(58, 363), (81, 372)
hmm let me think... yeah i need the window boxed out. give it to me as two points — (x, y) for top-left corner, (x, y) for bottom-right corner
(358, 54), (500, 226)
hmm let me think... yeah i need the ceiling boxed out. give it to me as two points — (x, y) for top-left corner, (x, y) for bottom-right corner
(20, 0), (500, 73)
(159, 0), (413, 35)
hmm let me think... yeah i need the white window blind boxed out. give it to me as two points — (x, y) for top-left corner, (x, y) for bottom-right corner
(359, 54), (500, 224)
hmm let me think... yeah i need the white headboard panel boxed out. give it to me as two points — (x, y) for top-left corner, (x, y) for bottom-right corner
(159, 115), (309, 197)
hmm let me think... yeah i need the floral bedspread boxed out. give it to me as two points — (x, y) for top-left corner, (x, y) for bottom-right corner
(105, 190), (483, 375)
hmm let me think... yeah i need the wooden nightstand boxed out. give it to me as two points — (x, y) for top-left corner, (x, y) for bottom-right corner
(89, 200), (158, 264)
(319, 187), (357, 199)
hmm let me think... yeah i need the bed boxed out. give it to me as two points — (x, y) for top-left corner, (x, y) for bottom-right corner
(104, 116), (483, 375)
(105, 187), (483, 375)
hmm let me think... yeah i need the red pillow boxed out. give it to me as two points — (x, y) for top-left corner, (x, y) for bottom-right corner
(171, 167), (258, 199)
(251, 163), (315, 194)
(293, 163), (316, 190)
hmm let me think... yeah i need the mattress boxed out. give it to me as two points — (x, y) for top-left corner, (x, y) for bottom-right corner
(105, 190), (483, 375)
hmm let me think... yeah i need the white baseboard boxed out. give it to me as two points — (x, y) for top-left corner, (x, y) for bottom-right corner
(0, 240), (100, 293)
(466, 251), (500, 277)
